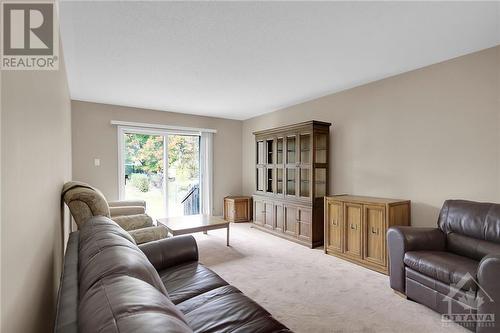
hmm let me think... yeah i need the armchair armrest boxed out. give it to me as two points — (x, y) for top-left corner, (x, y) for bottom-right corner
(139, 235), (199, 270)
(109, 206), (145, 217)
(477, 254), (500, 333)
(387, 226), (446, 293)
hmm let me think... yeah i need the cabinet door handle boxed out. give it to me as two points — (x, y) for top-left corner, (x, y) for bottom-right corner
(332, 220), (338, 226)
(371, 227), (379, 234)
(350, 224), (357, 230)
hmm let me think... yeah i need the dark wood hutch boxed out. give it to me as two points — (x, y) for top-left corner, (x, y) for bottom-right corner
(252, 120), (331, 248)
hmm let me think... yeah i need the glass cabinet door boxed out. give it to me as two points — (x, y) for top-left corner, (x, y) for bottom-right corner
(286, 136), (296, 164)
(300, 133), (311, 164)
(315, 134), (328, 164)
(286, 168), (296, 196)
(266, 168), (273, 193)
(314, 168), (327, 197)
(276, 138), (283, 164)
(257, 141), (265, 164)
(300, 168), (310, 197)
(276, 168), (283, 194)
(256, 167), (264, 191)
(266, 139), (274, 164)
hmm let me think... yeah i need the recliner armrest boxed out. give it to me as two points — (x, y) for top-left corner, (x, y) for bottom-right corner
(139, 235), (199, 271)
(477, 254), (500, 333)
(387, 226), (446, 293)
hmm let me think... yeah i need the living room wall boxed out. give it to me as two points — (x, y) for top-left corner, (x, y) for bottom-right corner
(242, 46), (500, 227)
(71, 101), (243, 215)
(1, 51), (72, 331)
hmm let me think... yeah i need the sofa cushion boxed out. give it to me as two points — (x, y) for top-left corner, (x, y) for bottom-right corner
(78, 216), (168, 297)
(404, 251), (479, 291)
(79, 275), (192, 333)
(159, 261), (228, 304)
(179, 285), (289, 333)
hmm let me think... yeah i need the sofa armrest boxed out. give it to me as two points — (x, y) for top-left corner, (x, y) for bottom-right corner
(109, 206), (146, 217)
(108, 200), (146, 208)
(139, 235), (199, 270)
(387, 226), (446, 293)
(477, 254), (500, 333)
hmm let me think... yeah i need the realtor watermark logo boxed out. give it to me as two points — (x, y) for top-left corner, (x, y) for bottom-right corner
(1, 1), (59, 70)
(441, 273), (495, 329)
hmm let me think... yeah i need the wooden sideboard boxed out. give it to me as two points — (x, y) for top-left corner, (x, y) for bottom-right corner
(224, 196), (252, 222)
(324, 195), (410, 274)
(252, 121), (331, 248)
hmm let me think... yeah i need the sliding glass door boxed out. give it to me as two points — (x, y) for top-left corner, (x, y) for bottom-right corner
(121, 130), (200, 220)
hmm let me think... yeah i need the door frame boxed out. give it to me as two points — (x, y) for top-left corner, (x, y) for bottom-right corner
(117, 125), (201, 217)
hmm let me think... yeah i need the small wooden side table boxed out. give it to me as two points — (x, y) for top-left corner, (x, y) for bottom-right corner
(223, 196), (252, 222)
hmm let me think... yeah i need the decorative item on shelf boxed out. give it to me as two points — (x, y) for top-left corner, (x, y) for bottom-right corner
(324, 195), (411, 274)
(252, 120), (331, 248)
(223, 196), (252, 222)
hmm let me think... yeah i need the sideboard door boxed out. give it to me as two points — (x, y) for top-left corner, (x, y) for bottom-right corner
(363, 205), (386, 266)
(344, 203), (363, 259)
(326, 200), (343, 253)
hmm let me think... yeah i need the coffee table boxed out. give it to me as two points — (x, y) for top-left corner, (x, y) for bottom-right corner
(157, 214), (230, 246)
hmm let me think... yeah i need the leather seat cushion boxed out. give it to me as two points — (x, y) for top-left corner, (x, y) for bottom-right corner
(79, 275), (191, 333)
(176, 285), (290, 333)
(404, 251), (479, 291)
(159, 262), (228, 304)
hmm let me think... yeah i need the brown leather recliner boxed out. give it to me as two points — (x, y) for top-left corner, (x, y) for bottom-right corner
(387, 200), (500, 332)
(54, 216), (291, 333)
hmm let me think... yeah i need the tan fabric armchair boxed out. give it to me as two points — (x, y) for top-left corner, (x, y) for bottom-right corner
(62, 181), (167, 244)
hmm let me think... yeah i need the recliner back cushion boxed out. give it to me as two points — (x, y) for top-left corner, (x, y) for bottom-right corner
(438, 200), (500, 260)
(78, 216), (167, 297)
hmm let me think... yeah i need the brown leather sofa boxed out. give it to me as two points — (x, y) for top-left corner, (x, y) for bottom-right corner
(387, 200), (500, 332)
(54, 216), (291, 333)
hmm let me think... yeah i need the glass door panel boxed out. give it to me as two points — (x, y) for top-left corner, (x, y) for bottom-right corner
(286, 136), (296, 163)
(315, 168), (327, 197)
(276, 168), (283, 194)
(300, 168), (310, 197)
(315, 134), (328, 163)
(124, 133), (166, 221)
(256, 141), (264, 164)
(256, 167), (264, 191)
(300, 134), (311, 164)
(167, 135), (200, 217)
(266, 168), (273, 193)
(266, 139), (274, 164)
(286, 168), (296, 196)
(277, 138), (283, 164)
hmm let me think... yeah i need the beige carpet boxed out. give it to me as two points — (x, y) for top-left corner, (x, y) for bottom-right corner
(193, 222), (468, 333)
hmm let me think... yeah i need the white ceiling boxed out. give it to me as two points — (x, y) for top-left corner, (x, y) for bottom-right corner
(60, 1), (500, 120)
